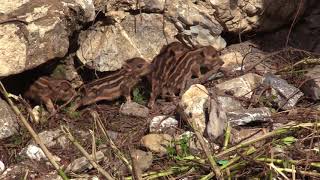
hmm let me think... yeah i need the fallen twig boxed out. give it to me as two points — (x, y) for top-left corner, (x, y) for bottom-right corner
(223, 122), (231, 150)
(90, 111), (133, 171)
(186, 115), (223, 179)
(61, 125), (115, 180)
(216, 122), (320, 158)
(0, 82), (69, 180)
(124, 166), (191, 180)
(245, 47), (319, 73)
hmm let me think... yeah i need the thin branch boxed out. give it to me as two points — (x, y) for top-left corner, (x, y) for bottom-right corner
(0, 82), (69, 180)
(285, 0), (304, 47)
(61, 126), (115, 180)
(216, 123), (320, 159)
(91, 111), (133, 171)
(185, 115), (223, 179)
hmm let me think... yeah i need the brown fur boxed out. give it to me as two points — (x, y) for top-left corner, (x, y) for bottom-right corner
(24, 76), (76, 113)
(148, 43), (223, 108)
(73, 57), (151, 109)
(148, 42), (191, 108)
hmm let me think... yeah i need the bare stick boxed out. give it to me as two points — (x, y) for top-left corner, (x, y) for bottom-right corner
(185, 115), (223, 179)
(223, 122), (231, 150)
(285, 0), (304, 47)
(61, 126), (115, 180)
(91, 111), (133, 171)
(244, 47), (319, 73)
(216, 123), (320, 158)
(0, 82), (69, 180)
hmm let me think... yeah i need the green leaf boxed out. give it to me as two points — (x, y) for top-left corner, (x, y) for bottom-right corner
(281, 136), (297, 145)
(217, 160), (229, 165)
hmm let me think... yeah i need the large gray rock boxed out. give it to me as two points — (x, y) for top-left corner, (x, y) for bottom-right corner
(210, 0), (307, 33)
(207, 98), (227, 139)
(166, 0), (225, 49)
(263, 73), (304, 110)
(246, 0), (320, 53)
(0, 0), (95, 77)
(220, 41), (266, 73)
(227, 107), (272, 126)
(0, 98), (18, 140)
(65, 151), (105, 173)
(216, 73), (262, 99)
(77, 13), (177, 71)
(179, 84), (209, 136)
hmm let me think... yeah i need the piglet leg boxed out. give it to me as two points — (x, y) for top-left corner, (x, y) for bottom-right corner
(41, 96), (56, 113)
(121, 84), (132, 103)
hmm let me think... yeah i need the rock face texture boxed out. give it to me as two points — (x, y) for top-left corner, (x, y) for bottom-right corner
(0, 0), (95, 77)
(0, 98), (18, 140)
(76, 0), (227, 72)
(1, 0), (317, 76)
(77, 13), (177, 71)
(210, 0), (307, 33)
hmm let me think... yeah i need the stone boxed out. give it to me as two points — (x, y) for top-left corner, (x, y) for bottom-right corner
(120, 102), (149, 118)
(140, 0), (165, 12)
(220, 41), (267, 73)
(149, 116), (178, 133)
(220, 51), (244, 70)
(0, 160), (4, 174)
(217, 96), (244, 112)
(65, 151), (104, 173)
(227, 107), (272, 126)
(179, 84), (209, 135)
(232, 128), (268, 146)
(180, 25), (226, 50)
(0, 0), (94, 77)
(130, 149), (153, 171)
(77, 13), (177, 72)
(21, 145), (46, 161)
(210, 0), (307, 33)
(176, 131), (218, 154)
(216, 73), (262, 98)
(120, 13), (177, 61)
(71, 0), (96, 21)
(140, 134), (173, 156)
(30, 106), (41, 124)
(166, 0), (225, 49)
(207, 98), (227, 139)
(263, 73), (304, 110)
(301, 64), (320, 100)
(30, 129), (69, 149)
(0, 98), (18, 140)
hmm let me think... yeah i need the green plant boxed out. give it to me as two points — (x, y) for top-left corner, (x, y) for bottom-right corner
(95, 138), (103, 146)
(63, 105), (81, 119)
(166, 134), (191, 160)
(166, 144), (177, 158)
(280, 136), (297, 146)
(132, 86), (147, 105)
(177, 134), (191, 158)
(11, 134), (23, 146)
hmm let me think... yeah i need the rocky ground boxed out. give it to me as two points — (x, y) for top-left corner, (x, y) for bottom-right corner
(0, 0), (320, 179)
